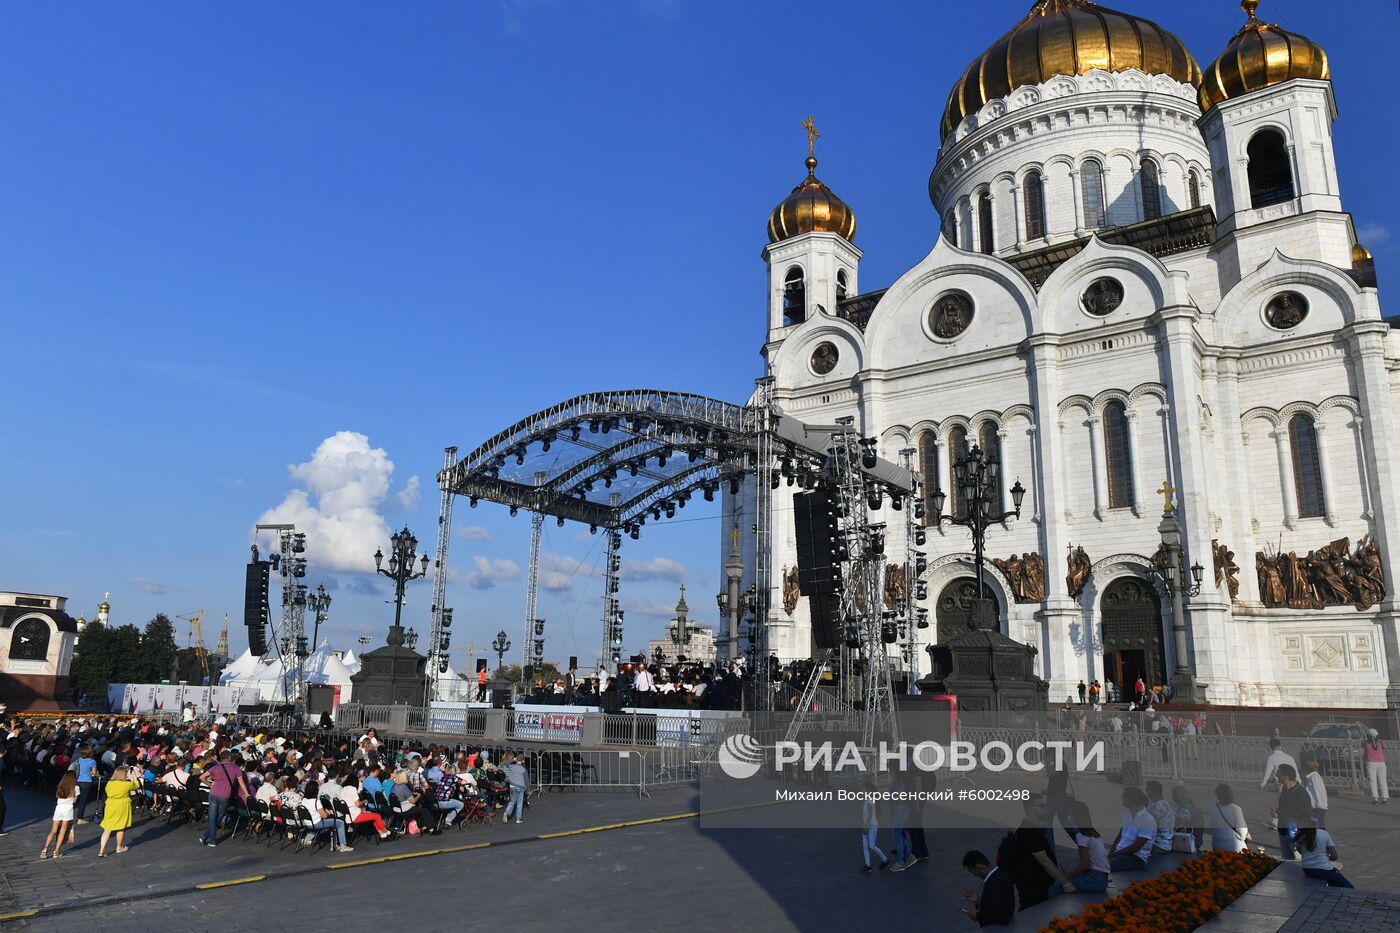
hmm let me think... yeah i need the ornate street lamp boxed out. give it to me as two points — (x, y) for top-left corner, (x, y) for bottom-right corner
(306, 583), (332, 654)
(492, 630), (511, 673)
(1147, 483), (1208, 703)
(928, 442), (1026, 631)
(374, 526), (431, 646)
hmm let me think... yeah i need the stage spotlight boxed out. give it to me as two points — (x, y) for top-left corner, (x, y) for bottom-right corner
(556, 516), (565, 527)
(588, 420), (600, 433)
(509, 506), (519, 517)
(657, 455), (667, 469)
(628, 462), (639, 477)
(470, 497), (479, 508)
(630, 528), (640, 540)
(589, 524), (597, 535)
(891, 495), (903, 511)
(915, 530), (927, 546)
(729, 478), (741, 496)
(703, 487), (714, 502)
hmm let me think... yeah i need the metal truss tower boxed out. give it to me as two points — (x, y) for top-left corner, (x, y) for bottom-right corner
(425, 446), (458, 702)
(750, 375), (775, 707)
(897, 447), (928, 687)
(522, 470), (546, 671)
(600, 493), (622, 669)
(256, 523), (307, 708)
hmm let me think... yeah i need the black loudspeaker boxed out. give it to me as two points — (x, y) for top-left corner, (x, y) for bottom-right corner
(244, 560), (271, 656)
(809, 593), (842, 652)
(793, 485), (842, 595)
(569, 656), (578, 670)
(476, 658), (488, 673)
(492, 689), (512, 709)
(523, 665), (534, 683)
(306, 685), (335, 716)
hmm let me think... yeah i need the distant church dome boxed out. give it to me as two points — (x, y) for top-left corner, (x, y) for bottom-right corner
(941, 0), (1202, 139)
(1198, 0), (1329, 112)
(768, 155), (857, 244)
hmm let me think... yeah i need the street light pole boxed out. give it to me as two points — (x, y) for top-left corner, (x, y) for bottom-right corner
(928, 443), (1026, 631)
(492, 630), (511, 674)
(1150, 483), (1208, 703)
(374, 526), (431, 645)
(306, 583), (331, 655)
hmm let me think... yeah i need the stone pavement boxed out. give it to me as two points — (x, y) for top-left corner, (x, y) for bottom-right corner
(1276, 887), (1400, 933)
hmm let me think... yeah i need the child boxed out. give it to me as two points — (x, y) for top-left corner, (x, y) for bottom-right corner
(41, 772), (78, 859)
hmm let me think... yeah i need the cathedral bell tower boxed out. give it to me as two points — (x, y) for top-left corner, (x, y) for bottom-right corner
(762, 117), (861, 347)
(1198, 1), (1352, 268)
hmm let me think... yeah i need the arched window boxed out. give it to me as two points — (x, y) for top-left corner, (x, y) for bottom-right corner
(1081, 159), (1106, 229)
(836, 269), (849, 302)
(1188, 169), (1203, 210)
(1289, 413), (1325, 518)
(1023, 170), (1046, 240)
(1140, 158), (1162, 221)
(1102, 400), (1134, 509)
(1247, 130), (1295, 209)
(948, 425), (969, 519)
(918, 430), (938, 527)
(978, 421), (1003, 504)
(782, 267), (805, 326)
(942, 209), (958, 245)
(977, 192), (994, 254)
(9, 617), (51, 662)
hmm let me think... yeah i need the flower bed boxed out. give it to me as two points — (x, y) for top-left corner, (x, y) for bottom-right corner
(1042, 849), (1279, 933)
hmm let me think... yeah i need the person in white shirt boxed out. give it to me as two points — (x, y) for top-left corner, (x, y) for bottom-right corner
(182, 703), (195, 725)
(1260, 739), (1298, 790)
(633, 663), (655, 707)
(1208, 783), (1249, 852)
(1301, 752), (1329, 828)
(1107, 786), (1157, 871)
(1145, 781), (1176, 854)
(1050, 801), (1110, 894)
(1296, 826), (1353, 887)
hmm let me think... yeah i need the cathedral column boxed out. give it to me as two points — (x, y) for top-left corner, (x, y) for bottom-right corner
(1271, 428), (1300, 529)
(1086, 416), (1107, 520)
(997, 427), (1011, 516)
(1154, 305), (1229, 698)
(1313, 421), (1338, 527)
(1025, 334), (1082, 695)
(1069, 168), (1085, 237)
(935, 435), (952, 536)
(1125, 410), (1144, 517)
(1344, 322), (1400, 704)
(1010, 183), (1025, 252)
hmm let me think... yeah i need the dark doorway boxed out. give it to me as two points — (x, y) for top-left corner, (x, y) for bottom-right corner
(1100, 577), (1166, 698)
(935, 577), (998, 645)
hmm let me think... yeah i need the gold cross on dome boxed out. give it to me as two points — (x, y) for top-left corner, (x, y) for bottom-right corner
(802, 115), (820, 158)
(1157, 480), (1177, 513)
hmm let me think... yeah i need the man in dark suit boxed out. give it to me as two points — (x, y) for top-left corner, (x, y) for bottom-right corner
(961, 850), (1013, 926)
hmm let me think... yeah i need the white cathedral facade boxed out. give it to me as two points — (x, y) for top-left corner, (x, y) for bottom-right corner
(723, 0), (1398, 708)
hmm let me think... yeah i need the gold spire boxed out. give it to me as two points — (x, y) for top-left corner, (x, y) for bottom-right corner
(1241, 0), (1259, 27)
(802, 115), (820, 160)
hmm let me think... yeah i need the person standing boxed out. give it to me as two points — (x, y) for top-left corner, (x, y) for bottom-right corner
(98, 767), (136, 857)
(72, 745), (99, 830)
(1088, 680), (1101, 706)
(1134, 676), (1146, 704)
(41, 773), (78, 859)
(859, 789), (889, 875)
(1301, 752), (1328, 829)
(1272, 764), (1311, 860)
(961, 850), (1014, 926)
(633, 662), (655, 708)
(503, 754), (529, 824)
(1364, 729), (1389, 805)
(476, 665), (488, 703)
(1259, 739), (1298, 792)
(200, 750), (250, 848)
(565, 665), (577, 706)
(1076, 680), (1087, 705)
(1208, 784), (1250, 852)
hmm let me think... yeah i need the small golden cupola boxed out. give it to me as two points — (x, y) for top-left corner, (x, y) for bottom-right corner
(1199, 0), (1329, 111)
(767, 116), (857, 244)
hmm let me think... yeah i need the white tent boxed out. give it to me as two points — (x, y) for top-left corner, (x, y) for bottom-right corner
(218, 640), (356, 704)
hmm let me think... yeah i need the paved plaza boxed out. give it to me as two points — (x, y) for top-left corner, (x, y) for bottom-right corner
(1, 775), (1398, 932)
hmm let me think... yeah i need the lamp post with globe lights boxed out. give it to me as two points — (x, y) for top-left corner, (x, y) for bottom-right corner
(374, 526), (431, 645)
(492, 630), (511, 674)
(306, 584), (331, 655)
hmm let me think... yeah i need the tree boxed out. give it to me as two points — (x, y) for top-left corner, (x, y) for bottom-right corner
(136, 614), (178, 683)
(69, 622), (114, 702)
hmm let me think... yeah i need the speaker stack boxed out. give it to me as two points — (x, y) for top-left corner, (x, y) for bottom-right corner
(793, 483), (845, 651)
(243, 558), (271, 656)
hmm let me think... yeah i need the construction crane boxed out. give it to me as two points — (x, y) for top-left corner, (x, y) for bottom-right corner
(177, 610), (211, 682)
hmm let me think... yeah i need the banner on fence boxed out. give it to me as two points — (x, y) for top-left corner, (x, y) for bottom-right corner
(513, 707), (586, 743)
(105, 684), (247, 715)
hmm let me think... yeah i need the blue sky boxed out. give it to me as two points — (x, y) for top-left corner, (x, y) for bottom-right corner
(3, 1), (1395, 668)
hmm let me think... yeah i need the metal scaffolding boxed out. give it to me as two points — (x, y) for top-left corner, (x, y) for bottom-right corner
(522, 470), (546, 672)
(425, 446), (458, 701)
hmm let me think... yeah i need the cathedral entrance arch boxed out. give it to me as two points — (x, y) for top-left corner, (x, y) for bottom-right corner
(1099, 577), (1166, 697)
(935, 577), (998, 646)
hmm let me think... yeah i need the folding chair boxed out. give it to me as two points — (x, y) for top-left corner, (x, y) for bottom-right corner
(295, 804), (337, 853)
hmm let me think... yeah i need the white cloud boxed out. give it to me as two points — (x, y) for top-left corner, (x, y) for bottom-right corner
(395, 475), (421, 511)
(540, 571), (573, 592)
(130, 576), (168, 595)
(621, 557), (686, 583)
(466, 556), (521, 590)
(1356, 223), (1390, 245)
(255, 431), (402, 573)
(542, 553), (601, 578)
(457, 525), (491, 541)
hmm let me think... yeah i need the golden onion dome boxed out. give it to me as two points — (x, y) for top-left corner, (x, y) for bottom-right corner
(1199, 1), (1328, 112)
(768, 155), (857, 244)
(1353, 243), (1373, 264)
(99, 599), (110, 613)
(942, 0), (1202, 139)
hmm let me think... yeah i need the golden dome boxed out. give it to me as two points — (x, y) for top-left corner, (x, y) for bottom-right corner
(1353, 243), (1373, 264)
(768, 156), (857, 244)
(941, 0), (1202, 139)
(1199, 1), (1328, 112)
(99, 599), (110, 613)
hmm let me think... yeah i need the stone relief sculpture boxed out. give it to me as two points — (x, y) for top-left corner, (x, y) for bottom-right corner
(1212, 539), (1240, 601)
(991, 551), (1045, 603)
(1066, 544), (1091, 599)
(883, 563), (907, 611)
(782, 565), (800, 615)
(1255, 536), (1385, 611)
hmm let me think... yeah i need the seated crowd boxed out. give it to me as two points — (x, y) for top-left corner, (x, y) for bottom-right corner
(1, 713), (538, 856)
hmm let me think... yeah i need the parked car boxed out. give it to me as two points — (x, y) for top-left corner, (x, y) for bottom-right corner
(1302, 722), (1370, 786)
